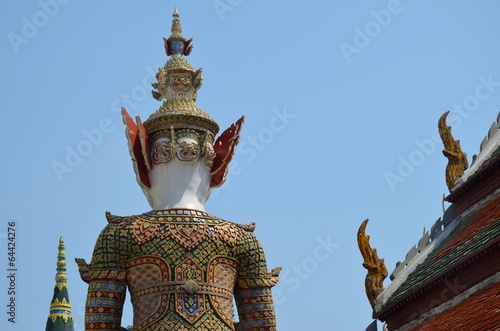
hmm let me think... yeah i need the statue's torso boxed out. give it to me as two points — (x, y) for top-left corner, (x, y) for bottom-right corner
(92, 209), (263, 331)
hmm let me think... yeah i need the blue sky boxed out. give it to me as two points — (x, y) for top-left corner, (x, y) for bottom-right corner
(1, 1), (500, 330)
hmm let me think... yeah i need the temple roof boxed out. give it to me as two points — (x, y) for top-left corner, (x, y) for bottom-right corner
(403, 281), (500, 330)
(378, 194), (499, 308)
(45, 237), (75, 331)
(373, 112), (500, 326)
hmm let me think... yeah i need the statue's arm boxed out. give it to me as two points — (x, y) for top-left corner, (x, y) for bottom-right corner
(234, 232), (280, 331)
(83, 224), (129, 331)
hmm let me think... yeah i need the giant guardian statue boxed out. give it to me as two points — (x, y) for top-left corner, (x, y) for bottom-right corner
(76, 9), (280, 331)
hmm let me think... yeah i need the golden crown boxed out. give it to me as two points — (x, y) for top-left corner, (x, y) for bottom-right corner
(144, 8), (219, 139)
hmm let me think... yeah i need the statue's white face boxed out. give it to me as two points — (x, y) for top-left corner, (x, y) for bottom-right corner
(143, 136), (212, 211)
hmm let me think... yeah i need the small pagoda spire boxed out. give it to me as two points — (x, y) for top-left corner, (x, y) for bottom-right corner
(45, 237), (74, 331)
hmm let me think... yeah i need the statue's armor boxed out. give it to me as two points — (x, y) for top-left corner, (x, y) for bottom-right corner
(78, 209), (279, 331)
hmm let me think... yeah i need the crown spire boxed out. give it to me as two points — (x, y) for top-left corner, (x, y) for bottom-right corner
(45, 237), (74, 331)
(146, 8), (219, 138)
(171, 7), (182, 35)
(163, 8), (192, 57)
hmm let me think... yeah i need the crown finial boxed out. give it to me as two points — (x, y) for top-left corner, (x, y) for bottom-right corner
(171, 7), (182, 35)
(163, 8), (193, 57)
(147, 8), (217, 136)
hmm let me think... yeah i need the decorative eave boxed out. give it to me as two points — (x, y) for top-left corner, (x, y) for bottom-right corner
(374, 236), (500, 327)
(371, 112), (500, 330)
(373, 189), (500, 330)
(446, 112), (500, 207)
(375, 209), (460, 311)
(374, 190), (500, 328)
(395, 272), (500, 330)
(445, 152), (500, 203)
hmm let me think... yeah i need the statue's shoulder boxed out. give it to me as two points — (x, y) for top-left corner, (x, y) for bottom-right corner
(213, 216), (256, 236)
(208, 216), (257, 249)
(105, 211), (137, 224)
(207, 211), (256, 233)
(227, 220), (256, 233)
(104, 209), (258, 234)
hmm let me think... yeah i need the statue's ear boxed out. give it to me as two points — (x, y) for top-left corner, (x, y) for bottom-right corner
(122, 107), (151, 189)
(210, 116), (245, 188)
(136, 116), (152, 172)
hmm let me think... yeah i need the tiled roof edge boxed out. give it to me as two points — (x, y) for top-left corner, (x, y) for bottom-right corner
(374, 189), (500, 313)
(374, 235), (500, 320)
(452, 112), (500, 191)
(375, 212), (461, 311)
(471, 112), (500, 167)
(394, 271), (500, 331)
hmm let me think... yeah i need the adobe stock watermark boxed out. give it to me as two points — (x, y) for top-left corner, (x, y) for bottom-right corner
(339, 0), (404, 64)
(51, 119), (115, 182)
(213, 0), (244, 21)
(7, 0), (72, 54)
(52, 65), (158, 182)
(236, 107), (296, 164)
(407, 276), (467, 322)
(384, 74), (500, 192)
(273, 235), (340, 306)
(109, 66), (158, 114)
(209, 106), (296, 201)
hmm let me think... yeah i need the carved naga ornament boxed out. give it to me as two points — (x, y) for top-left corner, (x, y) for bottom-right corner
(438, 111), (469, 192)
(357, 219), (388, 310)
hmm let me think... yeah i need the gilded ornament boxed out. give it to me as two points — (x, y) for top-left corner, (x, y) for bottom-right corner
(357, 219), (388, 310)
(438, 110), (469, 191)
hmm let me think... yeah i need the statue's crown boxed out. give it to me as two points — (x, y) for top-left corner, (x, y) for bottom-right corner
(144, 8), (219, 140)
(122, 8), (244, 190)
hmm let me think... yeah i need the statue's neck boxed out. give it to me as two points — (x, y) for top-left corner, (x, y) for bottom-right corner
(144, 161), (211, 212)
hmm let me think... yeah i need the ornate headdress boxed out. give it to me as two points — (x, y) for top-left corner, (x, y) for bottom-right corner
(122, 8), (244, 189)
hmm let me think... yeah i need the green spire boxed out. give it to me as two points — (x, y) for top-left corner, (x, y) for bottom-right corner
(45, 237), (74, 331)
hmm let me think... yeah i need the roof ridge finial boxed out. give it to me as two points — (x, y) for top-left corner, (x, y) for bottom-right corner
(438, 110), (469, 192)
(357, 219), (388, 310)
